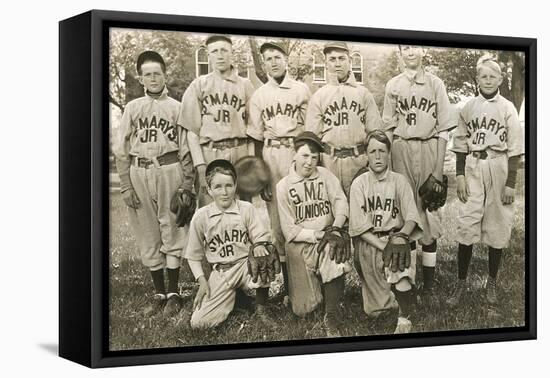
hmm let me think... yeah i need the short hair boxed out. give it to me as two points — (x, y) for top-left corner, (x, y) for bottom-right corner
(365, 130), (391, 151)
(476, 54), (502, 75)
(294, 139), (322, 154)
(136, 51), (166, 75)
(206, 166), (237, 188)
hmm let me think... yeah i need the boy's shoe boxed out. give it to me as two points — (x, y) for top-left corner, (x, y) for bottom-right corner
(446, 279), (467, 307)
(163, 293), (183, 317)
(486, 277), (498, 305)
(394, 317), (412, 334)
(324, 313), (342, 338)
(143, 293), (167, 316)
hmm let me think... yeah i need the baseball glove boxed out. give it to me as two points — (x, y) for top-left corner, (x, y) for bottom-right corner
(382, 232), (411, 273)
(317, 226), (351, 264)
(418, 174), (448, 212)
(234, 156), (271, 199)
(248, 241), (281, 285)
(169, 188), (197, 227)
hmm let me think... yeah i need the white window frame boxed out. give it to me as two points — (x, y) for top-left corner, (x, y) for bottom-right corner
(351, 52), (363, 84)
(195, 47), (209, 77)
(312, 53), (326, 83)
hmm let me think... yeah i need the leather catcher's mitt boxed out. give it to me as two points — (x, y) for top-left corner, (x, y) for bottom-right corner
(234, 156), (271, 198)
(382, 232), (411, 273)
(419, 174), (448, 212)
(169, 189), (197, 227)
(317, 226), (351, 264)
(248, 241), (281, 285)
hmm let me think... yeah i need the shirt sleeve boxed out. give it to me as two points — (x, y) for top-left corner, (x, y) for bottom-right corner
(184, 211), (206, 261)
(276, 179), (304, 242)
(505, 101), (524, 157)
(434, 78), (457, 133)
(112, 101), (134, 161)
(397, 174), (423, 240)
(324, 169), (349, 220)
(247, 90), (265, 141)
(450, 105), (470, 154)
(364, 91), (383, 134)
(348, 178), (373, 237)
(244, 203), (271, 244)
(179, 79), (203, 136)
(304, 92), (324, 137)
(382, 81), (398, 132)
(297, 85), (312, 131)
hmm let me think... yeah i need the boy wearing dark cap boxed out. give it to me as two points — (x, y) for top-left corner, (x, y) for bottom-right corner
(112, 51), (195, 317)
(276, 131), (351, 337)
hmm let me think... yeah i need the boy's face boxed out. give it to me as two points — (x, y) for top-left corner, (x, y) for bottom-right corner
(138, 61), (166, 93)
(477, 65), (503, 95)
(208, 40), (233, 74)
(366, 138), (390, 174)
(325, 50), (350, 81)
(207, 172), (237, 210)
(294, 144), (320, 178)
(399, 45), (424, 70)
(263, 49), (287, 79)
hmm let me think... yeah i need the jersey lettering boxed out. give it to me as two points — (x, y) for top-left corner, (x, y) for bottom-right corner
(322, 98), (366, 127)
(136, 116), (178, 142)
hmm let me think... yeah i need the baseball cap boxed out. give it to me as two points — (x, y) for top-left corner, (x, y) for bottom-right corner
(260, 41), (287, 56)
(206, 159), (237, 178)
(293, 131), (324, 152)
(323, 41), (349, 55)
(205, 35), (233, 46)
(136, 51), (166, 73)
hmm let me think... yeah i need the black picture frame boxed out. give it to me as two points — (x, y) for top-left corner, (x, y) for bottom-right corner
(59, 9), (537, 368)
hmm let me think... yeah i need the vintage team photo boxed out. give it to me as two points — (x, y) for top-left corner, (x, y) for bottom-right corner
(108, 27), (526, 351)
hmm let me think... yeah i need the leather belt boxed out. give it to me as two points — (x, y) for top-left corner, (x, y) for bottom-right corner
(131, 150), (179, 168)
(472, 150), (488, 160)
(214, 257), (245, 273)
(206, 138), (248, 150)
(265, 137), (294, 148)
(323, 143), (367, 158)
(393, 135), (438, 142)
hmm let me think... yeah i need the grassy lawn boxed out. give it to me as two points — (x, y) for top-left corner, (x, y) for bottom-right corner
(109, 169), (526, 351)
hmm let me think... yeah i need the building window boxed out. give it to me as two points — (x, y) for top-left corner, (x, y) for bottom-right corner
(351, 52), (363, 83)
(195, 47), (209, 77)
(312, 51), (326, 83)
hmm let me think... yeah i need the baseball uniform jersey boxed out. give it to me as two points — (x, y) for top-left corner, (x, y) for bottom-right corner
(276, 165), (351, 316)
(451, 93), (523, 248)
(185, 200), (270, 328)
(306, 72), (382, 197)
(112, 87), (194, 269)
(382, 68), (456, 245)
(349, 168), (422, 316)
(248, 73), (311, 261)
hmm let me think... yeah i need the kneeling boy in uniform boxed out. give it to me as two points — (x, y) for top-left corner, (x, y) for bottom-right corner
(349, 130), (422, 334)
(185, 159), (274, 329)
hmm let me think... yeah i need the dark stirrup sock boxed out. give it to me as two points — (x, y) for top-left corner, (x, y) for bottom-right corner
(458, 244), (473, 280)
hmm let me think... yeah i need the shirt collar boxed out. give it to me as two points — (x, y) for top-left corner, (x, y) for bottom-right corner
(327, 71), (357, 87)
(478, 90), (501, 102)
(207, 200), (240, 217)
(403, 68), (426, 84)
(288, 163), (320, 184)
(370, 167), (390, 182)
(268, 71), (292, 89)
(214, 66), (239, 83)
(145, 85), (169, 100)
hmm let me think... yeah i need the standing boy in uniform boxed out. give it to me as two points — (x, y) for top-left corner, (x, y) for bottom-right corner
(276, 131), (352, 337)
(185, 159), (274, 328)
(247, 41), (312, 301)
(446, 56), (523, 306)
(382, 45), (456, 298)
(306, 41), (382, 197)
(349, 130), (422, 334)
(113, 51), (195, 317)
(179, 35), (256, 206)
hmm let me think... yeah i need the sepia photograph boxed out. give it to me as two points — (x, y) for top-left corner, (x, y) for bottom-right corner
(107, 26), (526, 352)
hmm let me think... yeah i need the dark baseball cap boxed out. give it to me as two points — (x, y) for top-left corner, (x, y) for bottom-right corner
(260, 41), (287, 56)
(323, 41), (350, 55)
(293, 131), (324, 152)
(136, 51), (166, 73)
(206, 159), (237, 178)
(205, 35), (233, 46)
